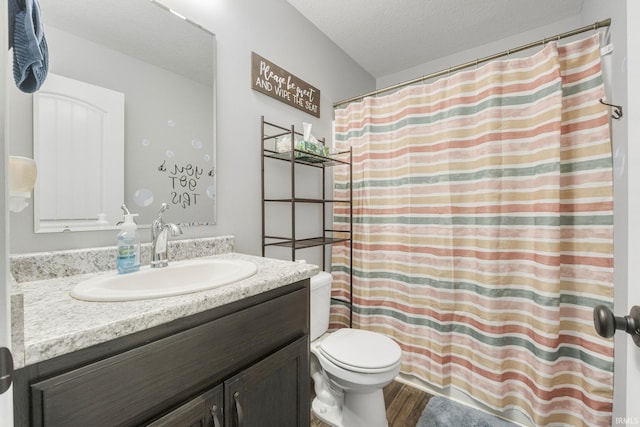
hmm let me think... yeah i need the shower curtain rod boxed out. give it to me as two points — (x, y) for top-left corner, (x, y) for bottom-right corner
(333, 18), (611, 109)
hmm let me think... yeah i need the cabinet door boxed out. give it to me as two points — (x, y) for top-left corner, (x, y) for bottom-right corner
(225, 337), (309, 427)
(146, 385), (223, 427)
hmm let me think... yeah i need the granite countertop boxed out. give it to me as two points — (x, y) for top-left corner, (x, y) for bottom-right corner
(12, 252), (318, 369)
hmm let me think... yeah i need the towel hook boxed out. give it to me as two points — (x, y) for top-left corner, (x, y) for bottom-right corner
(600, 99), (623, 120)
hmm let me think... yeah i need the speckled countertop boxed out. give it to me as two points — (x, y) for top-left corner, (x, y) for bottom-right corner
(10, 237), (319, 369)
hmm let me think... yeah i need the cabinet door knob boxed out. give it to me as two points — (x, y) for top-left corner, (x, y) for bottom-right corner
(209, 404), (221, 427)
(233, 391), (244, 427)
(593, 305), (640, 347)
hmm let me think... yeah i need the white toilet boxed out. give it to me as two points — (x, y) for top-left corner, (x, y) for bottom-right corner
(310, 272), (402, 427)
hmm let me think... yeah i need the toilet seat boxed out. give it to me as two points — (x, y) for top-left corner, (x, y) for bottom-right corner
(319, 328), (402, 374)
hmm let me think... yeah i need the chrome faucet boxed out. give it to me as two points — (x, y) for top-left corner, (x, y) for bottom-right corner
(151, 203), (183, 268)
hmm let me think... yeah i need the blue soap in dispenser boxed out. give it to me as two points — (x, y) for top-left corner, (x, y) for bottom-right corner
(117, 209), (140, 274)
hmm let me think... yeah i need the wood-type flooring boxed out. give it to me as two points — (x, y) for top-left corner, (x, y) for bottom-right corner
(310, 381), (432, 427)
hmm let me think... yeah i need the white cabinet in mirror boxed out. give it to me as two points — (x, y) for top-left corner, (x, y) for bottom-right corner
(26, 0), (216, 233)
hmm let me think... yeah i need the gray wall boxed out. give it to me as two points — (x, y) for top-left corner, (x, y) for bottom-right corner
(8, 0), (375, 255)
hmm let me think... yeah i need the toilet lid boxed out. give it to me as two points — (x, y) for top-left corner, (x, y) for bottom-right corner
(319, 328), (402, 373)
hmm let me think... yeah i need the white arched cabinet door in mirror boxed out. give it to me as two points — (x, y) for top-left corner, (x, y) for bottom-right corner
(33, 73), (125, 233)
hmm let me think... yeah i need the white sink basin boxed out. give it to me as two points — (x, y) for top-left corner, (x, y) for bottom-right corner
(70, 258), (258, 302)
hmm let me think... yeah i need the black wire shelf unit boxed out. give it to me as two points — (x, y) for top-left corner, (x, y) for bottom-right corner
(261, 116), (353, 326)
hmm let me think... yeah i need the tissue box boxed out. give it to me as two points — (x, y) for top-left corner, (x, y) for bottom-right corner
(294, 141), (330, 163)
(296, 140), (330, 157)
(276, 136), (330, 161)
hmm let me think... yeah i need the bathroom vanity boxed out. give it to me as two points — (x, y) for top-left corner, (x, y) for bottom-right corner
(10, 239), (316, 427)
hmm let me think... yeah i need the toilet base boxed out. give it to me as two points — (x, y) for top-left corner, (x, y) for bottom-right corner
(312, 396), (342, 427)
(312, 388), (388, 427)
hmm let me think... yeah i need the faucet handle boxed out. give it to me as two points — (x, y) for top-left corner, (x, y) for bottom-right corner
(157, 203), (169, 218)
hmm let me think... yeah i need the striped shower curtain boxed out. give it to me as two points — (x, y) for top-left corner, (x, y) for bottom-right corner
(331, 34), (614, 426)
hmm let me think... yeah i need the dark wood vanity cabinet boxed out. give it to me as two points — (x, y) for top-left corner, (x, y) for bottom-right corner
(13, 281), (310, 427)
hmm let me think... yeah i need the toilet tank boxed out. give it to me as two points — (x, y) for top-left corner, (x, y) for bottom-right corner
(310, 271), (332, 341)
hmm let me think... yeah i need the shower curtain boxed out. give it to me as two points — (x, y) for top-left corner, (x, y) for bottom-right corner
(331, 34), (613, 427)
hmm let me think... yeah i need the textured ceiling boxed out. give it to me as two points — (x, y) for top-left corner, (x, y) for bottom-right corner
(287, 0), (584, 79)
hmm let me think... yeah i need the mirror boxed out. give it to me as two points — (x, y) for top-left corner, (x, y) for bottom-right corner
(33, 0), (216, 232)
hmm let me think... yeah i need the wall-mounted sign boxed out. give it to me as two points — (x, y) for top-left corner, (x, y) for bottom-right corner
(251, 52), (320, 117)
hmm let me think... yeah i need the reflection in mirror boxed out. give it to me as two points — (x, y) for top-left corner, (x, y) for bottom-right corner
(34, 0), (216, 233)
(34, 73), (125, 231)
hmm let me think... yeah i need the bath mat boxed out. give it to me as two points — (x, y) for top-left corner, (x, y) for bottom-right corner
(416, 396), (519, 427)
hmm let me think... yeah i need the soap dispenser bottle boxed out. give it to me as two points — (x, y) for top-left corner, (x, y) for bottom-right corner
(117, 211), (141, 274)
